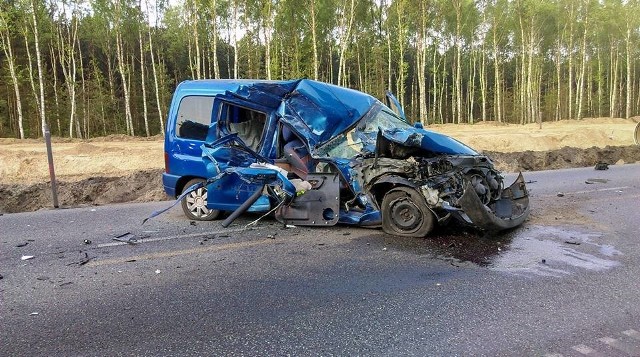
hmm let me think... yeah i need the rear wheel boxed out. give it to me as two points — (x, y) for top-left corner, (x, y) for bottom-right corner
(381, 187), (434, 237)
(181, 178), (221, 221)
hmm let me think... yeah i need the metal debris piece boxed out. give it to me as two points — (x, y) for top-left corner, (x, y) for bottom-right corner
(557, 193), (565, 197)
(16, 242), (29, 247)
(594, 162), (609, 170)
(113, 232), (138, 244)
(83, 239), (92, 245)
(21, 255), (35, 261)
(564, 241), (581, 245)
(267, 234), (275, 239)
(155, 269), (161, 274)
(585, 178), (609, 184)
(30, 312), (39, 316)
(67, 252), (93, 266)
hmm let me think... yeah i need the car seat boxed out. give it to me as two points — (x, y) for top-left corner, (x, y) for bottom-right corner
(282, 125), (311, 179)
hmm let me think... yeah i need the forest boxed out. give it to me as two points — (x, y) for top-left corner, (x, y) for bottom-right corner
(0, 0), (639, 139)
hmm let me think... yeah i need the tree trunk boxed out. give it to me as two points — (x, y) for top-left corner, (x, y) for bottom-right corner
(139, 14), (150, 137)
(417, 0), (427, 124)
(116, 30), (134, 135)
(311, 0), (318, 80)
(625, 26), (631, 119)
(147, 4), (164, 133)
(30, 0), (46, 135)
(0, 16), (24, 138)
(337, 0), (355, 87)
(567, 3), (574, 119)
(454, 0), (462, 124)
(492, 22), (502, 123)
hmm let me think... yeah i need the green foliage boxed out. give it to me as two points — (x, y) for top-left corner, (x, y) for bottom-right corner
(1, 0), (640, 138)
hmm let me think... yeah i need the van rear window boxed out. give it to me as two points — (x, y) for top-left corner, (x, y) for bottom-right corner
(176, 96), (215, 141)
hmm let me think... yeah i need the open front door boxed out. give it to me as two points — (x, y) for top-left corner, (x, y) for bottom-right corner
(384, 90), (407, 122)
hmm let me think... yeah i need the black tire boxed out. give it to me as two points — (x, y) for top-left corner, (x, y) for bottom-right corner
(381, 187), (434, 237)
(180, 178), (221, 221)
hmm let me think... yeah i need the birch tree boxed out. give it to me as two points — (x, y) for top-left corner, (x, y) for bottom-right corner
(0, 8), (24, 138)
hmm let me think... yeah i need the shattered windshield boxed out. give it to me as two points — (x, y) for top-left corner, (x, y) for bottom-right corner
(316, 104), (411, 158)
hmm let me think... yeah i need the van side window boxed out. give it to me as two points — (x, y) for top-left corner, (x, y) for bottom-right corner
(224, 104), (267, 151)
(176, 96), (214, 141)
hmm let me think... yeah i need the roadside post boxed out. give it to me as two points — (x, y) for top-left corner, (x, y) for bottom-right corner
(44, 124), (59, 208)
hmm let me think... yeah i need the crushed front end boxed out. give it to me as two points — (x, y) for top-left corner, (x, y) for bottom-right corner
(351, 128), (530, 235)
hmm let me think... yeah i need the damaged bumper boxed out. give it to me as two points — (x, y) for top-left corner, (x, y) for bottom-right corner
(457, 172), (530, 231)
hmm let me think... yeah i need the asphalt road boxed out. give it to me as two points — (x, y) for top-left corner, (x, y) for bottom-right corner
(1, 164), (639, 356)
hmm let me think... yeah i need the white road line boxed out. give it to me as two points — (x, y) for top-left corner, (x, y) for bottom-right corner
(538, 186), (631, 198)
(572, 344), (605, 356)
(572, 186), (630, 194)
(87, 238), (275, 267)
(97, 227), (251, 248)
(599, 336), (640, 356)
(624, 329), (640, 341)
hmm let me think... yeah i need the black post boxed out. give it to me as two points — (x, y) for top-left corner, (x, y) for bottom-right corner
(221, 185), (265, 228)
(44, 124), (59, 208)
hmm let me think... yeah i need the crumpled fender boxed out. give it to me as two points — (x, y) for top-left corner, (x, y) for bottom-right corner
(458, 172), (530, 231)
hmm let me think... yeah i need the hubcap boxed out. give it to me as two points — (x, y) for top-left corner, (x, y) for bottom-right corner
(390, 198), (420, 231)
(186, 188), (211, 217)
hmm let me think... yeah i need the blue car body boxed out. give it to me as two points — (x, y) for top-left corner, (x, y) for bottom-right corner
(163, 79), (530, 236)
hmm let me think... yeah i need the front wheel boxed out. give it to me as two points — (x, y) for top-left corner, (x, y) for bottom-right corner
(181, 178), (221, 221)
(381, 187), (434, 238)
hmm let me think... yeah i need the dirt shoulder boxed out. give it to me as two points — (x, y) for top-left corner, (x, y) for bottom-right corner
(0, 118), (638, 213)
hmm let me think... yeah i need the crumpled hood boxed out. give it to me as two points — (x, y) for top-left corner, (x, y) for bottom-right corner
(379, 127), (479, 156)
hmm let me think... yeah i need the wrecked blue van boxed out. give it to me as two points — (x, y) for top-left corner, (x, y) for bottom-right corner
(163, 79), (529, 237)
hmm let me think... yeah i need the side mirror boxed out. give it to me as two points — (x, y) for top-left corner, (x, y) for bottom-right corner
(414, 122), (424, 129)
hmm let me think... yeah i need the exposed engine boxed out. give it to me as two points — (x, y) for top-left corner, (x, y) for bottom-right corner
(417, 156), (504, 210)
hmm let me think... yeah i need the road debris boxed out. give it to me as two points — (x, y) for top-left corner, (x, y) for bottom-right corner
(16, 242), (29, 247)
(21, 255), (34, 261)
(564, 241), (581, 245)
(557, 193), (565, 197)
(155, 269), (161, 274)
(66, 252), (93, 266)
(83, 239), (92, 245)
(594, 162), (609, 170)
(113, 232), (137, 244)
(585, 178), (609, 184)
(29, 312), (39, 316)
